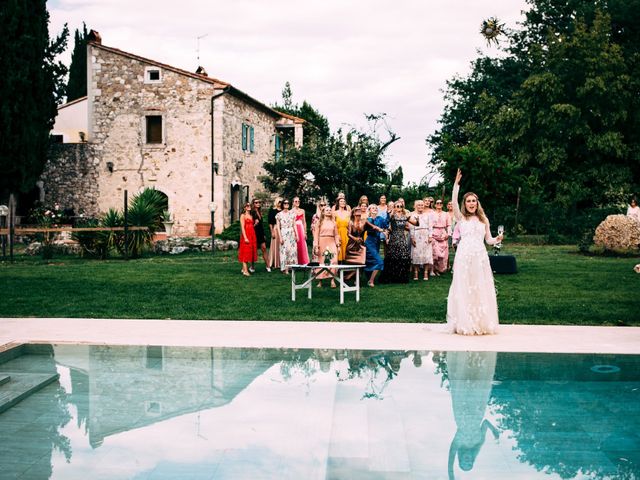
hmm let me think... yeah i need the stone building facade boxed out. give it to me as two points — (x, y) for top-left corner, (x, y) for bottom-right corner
(45, 32), (303, 234)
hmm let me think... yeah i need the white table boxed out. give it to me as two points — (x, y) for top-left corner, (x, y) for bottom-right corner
(288, 264), (365, 304)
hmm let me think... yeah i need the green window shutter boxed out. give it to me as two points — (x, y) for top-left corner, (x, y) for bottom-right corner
(275, 135), (281, 160)
(249, 126), (254, 152)
(242, 123), (247, 151)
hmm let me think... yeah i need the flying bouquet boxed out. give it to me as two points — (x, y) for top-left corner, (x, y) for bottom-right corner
(322, 247), (334, 265)
(480, 17), (505, 46)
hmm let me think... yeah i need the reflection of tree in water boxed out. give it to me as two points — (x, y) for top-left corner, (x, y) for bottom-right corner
(491, 353), (640, 479)
(276, 349), (414, 400)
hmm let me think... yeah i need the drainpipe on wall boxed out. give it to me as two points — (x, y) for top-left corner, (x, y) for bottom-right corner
(210, 86), (230, 255)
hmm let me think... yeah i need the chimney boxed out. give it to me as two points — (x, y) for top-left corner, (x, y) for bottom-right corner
(195, 66), (208, 77)
(88, 29), (102, 44)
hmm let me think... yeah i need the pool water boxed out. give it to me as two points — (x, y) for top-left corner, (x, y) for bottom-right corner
(0, 345), (638, 479)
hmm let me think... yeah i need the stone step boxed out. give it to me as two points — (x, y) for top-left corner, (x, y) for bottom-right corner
(0, 374), (10, 386)
(0, 372), (59, 415)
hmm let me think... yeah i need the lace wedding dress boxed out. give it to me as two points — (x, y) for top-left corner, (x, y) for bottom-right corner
(446, 184), (499, 335)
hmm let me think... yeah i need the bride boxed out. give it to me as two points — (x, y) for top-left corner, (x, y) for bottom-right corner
(447, 169), (503, 335)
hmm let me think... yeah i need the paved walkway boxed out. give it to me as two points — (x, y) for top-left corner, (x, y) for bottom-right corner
(1, 318), (639, 354)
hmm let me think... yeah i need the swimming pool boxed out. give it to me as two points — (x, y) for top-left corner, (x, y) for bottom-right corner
(0, 344), (638, 479)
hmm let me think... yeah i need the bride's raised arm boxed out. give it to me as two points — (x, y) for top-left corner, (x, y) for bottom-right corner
(452, 168), (463, 221)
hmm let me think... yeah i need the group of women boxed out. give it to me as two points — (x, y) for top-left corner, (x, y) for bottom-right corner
(242, 192), (457, 286)
(239, 168), (504, 335)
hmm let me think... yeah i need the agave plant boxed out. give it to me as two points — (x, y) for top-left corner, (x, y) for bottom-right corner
(72, 209), (123, 259)
(120, 188), (168, 257)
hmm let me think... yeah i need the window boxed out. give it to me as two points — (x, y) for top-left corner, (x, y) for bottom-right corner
(146, 116), (163, 144)
(242, 123), (255, 152)
(144, 66), (162, 84)
(145, 346), (163, 370)
(274, 134), (284, 160)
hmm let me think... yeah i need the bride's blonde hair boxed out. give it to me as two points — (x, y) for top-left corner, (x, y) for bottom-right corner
(460, 192), (488, 224)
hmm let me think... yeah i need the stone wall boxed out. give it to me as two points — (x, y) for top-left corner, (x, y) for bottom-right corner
(87, 44), (282, 235)
(42, 143), (100, 216)
(220, 94), (278, 225)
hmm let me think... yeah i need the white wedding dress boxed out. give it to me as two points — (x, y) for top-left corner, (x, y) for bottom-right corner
(446, 184), (499, 335)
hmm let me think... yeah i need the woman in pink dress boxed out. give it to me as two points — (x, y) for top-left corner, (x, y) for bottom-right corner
(431, 199), (451, 275)
(292, 196), (309, 265)
(313, 206), (340, 288)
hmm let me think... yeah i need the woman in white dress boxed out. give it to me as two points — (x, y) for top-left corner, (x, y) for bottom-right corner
(627, 197), (640, 223)
(447, 169), (503, 335)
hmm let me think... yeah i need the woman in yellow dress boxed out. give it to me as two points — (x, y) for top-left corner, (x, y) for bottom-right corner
(334, 197), (350, 262)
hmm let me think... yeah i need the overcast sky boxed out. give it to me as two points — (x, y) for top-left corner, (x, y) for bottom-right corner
(49, 0), (529, 184)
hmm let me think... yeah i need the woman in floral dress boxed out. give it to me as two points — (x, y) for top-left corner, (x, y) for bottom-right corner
(276, 199), (298, 274)
(431, 199), (452, 274)
(410, 199), (433, 281)
(447, 169), (503, 335)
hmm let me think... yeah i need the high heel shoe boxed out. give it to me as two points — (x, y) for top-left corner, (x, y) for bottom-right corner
(242, 271), (250, 277)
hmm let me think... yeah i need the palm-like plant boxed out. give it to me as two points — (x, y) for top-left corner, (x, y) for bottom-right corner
(121, 188), (168, 257)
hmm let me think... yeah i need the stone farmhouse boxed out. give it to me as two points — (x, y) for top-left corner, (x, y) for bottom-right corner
(45, 31), (303, 235)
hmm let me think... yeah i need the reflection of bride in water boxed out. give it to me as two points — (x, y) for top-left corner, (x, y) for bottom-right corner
(447, 351), (499, 479)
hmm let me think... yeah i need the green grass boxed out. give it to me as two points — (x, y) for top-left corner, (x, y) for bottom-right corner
(0, 245), (638, 325)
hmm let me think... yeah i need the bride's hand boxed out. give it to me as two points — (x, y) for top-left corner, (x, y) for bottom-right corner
(455, 168), (462, 185)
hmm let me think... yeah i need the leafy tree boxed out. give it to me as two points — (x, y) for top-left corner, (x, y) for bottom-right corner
(0, 0), (68, 200)
(266, 84), (397, 204)
(428, 2), (640, 238)
(66, 22), (88, 102)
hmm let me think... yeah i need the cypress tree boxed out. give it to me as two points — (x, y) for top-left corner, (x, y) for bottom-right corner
(0, 0), (68, 199)
(66, 23), (88, 102)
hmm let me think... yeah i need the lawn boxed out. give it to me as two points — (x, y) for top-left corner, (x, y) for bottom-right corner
(0, 245), (638, 325)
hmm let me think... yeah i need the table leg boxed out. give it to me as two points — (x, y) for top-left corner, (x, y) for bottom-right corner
(291, 268), (296, 301)
(356, 267), (360, 302)
(308, 269), (312, 299)
(340, 269), (344, 304)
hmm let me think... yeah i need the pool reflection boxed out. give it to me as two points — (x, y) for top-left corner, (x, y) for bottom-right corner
(0, 346), (638, 479)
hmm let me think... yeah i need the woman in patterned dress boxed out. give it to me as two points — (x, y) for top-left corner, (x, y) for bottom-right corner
(447, 169), (503, 335)
(432, 199), (452, 274)
(410, 199), (433, 281)
(276, 199), (298, 274)
(381, 203), (419, 283)
(334, 197), (350, 262)
(292, 197), (309, 265)
(238, 202), (257, 277)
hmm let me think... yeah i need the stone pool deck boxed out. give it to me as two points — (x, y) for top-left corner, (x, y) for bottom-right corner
(0, 318), (639, 354)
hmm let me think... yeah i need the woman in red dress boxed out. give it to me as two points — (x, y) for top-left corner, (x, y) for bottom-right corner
(238, 202), (257, 276)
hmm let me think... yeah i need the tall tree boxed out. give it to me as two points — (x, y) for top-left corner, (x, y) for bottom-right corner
(428, 1), (640, 236)
(66, 22), (88, 102)
(0, 0), (68, 199)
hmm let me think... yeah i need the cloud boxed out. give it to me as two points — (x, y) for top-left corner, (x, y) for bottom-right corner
(49, 0), (528, 183)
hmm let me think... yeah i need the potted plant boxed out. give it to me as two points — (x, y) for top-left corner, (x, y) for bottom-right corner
(162, 210), (174, 236)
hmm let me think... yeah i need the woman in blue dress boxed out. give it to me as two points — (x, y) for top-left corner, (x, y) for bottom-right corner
(364, 204), (386, 287)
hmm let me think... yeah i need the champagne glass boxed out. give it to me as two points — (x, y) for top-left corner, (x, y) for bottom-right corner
(496, 225), (504, 252)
